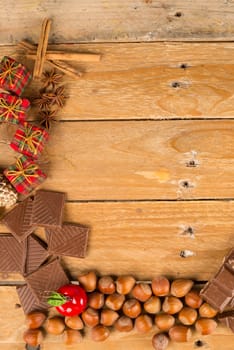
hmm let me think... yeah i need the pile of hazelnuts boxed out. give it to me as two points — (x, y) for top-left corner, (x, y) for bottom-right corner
(23, 272), (219, 349)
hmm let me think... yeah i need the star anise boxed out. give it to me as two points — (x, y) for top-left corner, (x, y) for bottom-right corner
(44, 86), (66, 108)
(38, 109), (58, 131)
(41, 69), (63, 89)
(33, 93), (52, 110)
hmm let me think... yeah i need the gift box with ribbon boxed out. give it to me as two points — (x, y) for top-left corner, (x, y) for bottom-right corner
(0, 92), (30, 124)
(4, 155), (47, 195)
(10, 122), (49, 159)
(0, 56), (32, 96)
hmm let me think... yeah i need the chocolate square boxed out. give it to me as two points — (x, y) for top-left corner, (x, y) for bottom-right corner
(218, 311), (234, 333)
(31, 190), (65, 228)
(200, 281), (232, 312)
(215, 265), (234, 294)
(17, 284), (48, 314)
(46, 223), (89, 258)
(24, 234), (49, 276)
(25, 259), (69, 303)
(0, 234), (25, 273)
(2, 197), (35, 241)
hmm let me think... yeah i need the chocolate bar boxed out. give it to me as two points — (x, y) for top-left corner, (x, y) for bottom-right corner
(218, 311), (234, 333)
(31, 190), (65, 228)
(200, 249), (234, 312)
(46, 223), (89, 258)
(0, 234), (26, 273)
(17, 284), (48, 314)
(25, 259), (69, 303)
(24, 234), (48, 276)
(2, 197), (35, 242)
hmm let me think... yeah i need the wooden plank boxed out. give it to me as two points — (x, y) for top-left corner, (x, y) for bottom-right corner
(1, 1), (234, 44)
(1, 120), (233, 200)
(2, 43), (234, 119)
(0, 201), (233, 282)
(0, 287), (234, 349)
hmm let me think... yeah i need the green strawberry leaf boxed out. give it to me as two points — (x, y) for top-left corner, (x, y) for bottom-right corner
(47, 292), (67, 307)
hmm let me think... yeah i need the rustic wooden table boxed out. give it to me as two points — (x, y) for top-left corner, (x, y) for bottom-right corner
(0, 1), (234, 349)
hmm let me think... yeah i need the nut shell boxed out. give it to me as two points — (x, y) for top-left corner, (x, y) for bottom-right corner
(23, 329), (44, 346)
(178, 307), (198, 325)
(105, 293), (125, 311)
(135, 314), (153, 333)
(195, 318), (217, 335)
(185, 289), (203, 309)
(63, 329), (83, 345)
(155, 314), (175, 331)
(91, 325), (110, 342)
(116, 275), (136, 295)
(169, 325), (192, 342)
(77, 271), (97, 292)
(81, 307), (99, 327)
(98, 276), (115, 294)
(25, 311), (47, 329)
(152, 333), (169, 350)
(100, 309), (119, 326)
(88, 292), (105, 309)
(162, 296), (183, 314)
(171, 279), (194, 298)
(114, 316), (133, 332)
(132, 283), (152, 302)
(65, 315), (84, 330)
(122, 298), (142, 318)
(152, 276), (170, 296)
(199, 303), (218, 318)
(144, 296), (161, 314)
(45, 317), (65, 335)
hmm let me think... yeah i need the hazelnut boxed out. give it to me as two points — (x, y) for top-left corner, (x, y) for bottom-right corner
(81, 307), (99, 327)
(88, 292), (105, 309)
(195, 318), (217, 335)
(114, 316), (133, 332)
(105, 293), (125, 310)
(23, 329), (44, 346)
(144, 296), (161, 314)
(199, 303), (218, 318)
(169, 325), (192, 342)
(185, 289), (203, 309)
(132, 283), (152, 302)
(162, 296), (183, 314)
(91, 324), (110, 342)
(77, 271), (97, 292)
(151, 276), (170, 296)
(65, 315), (84, 330)
(152, 333), (169, 350)
(25, 311), (47, 329)
(45, 316), (65, 335)
(170, 279), (194, 298)
(63, 329), (83, 345)
(122, 298), (142, 318)
(155, 314), (175, 331)
(135, 314), (153, 333)
(178, 307), (198, 325)
(98, 276), (115, 294)
(100, 309), (119, 326)
(116, 275), (136, 295)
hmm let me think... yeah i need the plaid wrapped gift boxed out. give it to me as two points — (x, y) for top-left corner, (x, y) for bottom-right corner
(0, 56), (32, 96)
(4, 155), (47, 195)
(10, 122), (49, 159)
(0, 92), (30, 124)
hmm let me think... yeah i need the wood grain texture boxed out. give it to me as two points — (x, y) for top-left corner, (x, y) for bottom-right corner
(1, 0), (234, 44)
(2, 43), (234, 119)
(0, 120), (233, 200)
(0, 287), (234, 349)
(0, 200), (233, 281)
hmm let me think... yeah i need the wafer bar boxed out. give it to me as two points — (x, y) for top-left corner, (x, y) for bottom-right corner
(25, 259), (69, 303)
(31, 190), (65, 228)
(200, 249), (234, 312)
(46, 223), (89, 258)
(2, 197), (35, 241)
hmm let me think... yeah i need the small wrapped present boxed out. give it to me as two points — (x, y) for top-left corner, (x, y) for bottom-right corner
(4, 155), (46, 195)
(10, 122), (49, 158)
(0, 56), (32, 96)
(0, 92), (30, 124)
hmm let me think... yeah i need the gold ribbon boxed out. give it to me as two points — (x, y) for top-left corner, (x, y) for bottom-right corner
(0, 58), (22, 86)
(6, 158), (39, 185)
(0, 97), (22, 121)
(17, 126), (43, 155)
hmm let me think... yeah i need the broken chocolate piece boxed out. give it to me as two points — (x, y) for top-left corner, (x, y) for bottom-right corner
(200, 249), (234, 312)
(2, 197), (35, 241)
(0, 234), (26, 273)
(46, 223), (89, 258)
(17, 284), (48, 314)
(218, 311), (234, 333)
(24, 234), (48, 276)
(25, 259), (69, 303)
(31, 190), (65, 227)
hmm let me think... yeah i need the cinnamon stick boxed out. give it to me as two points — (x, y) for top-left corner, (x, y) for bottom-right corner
(47, 60), (82, 79)
(27, 51), (101, 62)
(33, 18), (52, 79)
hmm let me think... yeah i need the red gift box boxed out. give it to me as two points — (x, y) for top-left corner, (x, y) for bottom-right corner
(10, 122), (49, 159)
(0, 92), (30, 124)
(0, 56), (32, 96)
(4, 155), (47, 195)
